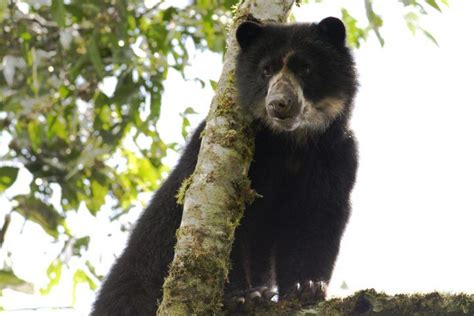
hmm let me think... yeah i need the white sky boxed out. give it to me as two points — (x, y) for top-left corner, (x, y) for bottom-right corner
(313, 1), (474, 297)
(1, 1), (474, 314)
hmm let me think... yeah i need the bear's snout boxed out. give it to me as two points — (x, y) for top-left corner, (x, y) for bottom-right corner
(267, 95), (296, 120)
(265, 75), (302, 131)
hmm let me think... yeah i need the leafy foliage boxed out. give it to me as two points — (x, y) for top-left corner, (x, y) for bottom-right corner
(0, 166), (18, 192)
(399, 0), (448, 46)
(0, 269), (32, 293)
(0, 0), (233, 305)
(0, 0), (447, 310)
(341, 0), (448, 48)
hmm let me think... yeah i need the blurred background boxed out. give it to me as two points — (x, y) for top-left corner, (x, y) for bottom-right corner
(1, 0), (473, 314)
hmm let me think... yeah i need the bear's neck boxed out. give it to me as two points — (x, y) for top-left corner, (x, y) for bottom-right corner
(254, 113), (349, 152)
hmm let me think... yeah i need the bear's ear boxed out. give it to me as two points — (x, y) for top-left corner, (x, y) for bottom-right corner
(236, 21), (263, 50)
(316, 17), (346, 46)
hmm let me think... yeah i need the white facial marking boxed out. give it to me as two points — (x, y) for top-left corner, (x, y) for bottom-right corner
(300, 97), (346, 131)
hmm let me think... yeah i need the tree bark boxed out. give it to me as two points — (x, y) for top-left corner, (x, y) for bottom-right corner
(157, 1), (295, 315)
(243, 289), (474, 315)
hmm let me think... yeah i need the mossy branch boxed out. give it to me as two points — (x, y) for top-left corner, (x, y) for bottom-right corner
(224, 289), (474, 315)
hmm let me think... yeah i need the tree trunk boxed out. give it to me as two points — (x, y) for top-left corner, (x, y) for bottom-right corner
(157, 1), (295, 315)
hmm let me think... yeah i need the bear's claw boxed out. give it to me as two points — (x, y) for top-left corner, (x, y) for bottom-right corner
(283, 280), (327, 304)
(225, 286), (277, 308)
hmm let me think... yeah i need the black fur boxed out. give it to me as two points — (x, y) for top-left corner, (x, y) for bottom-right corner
(92, 17), (358, 315)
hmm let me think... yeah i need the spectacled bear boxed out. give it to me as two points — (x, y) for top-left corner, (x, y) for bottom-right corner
(92, 17), (358, 315)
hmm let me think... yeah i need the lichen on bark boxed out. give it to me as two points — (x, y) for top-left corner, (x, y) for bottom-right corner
(175, 175), (193, 205)
(221, 289), (474, 315)
(157, 1), (296, 315)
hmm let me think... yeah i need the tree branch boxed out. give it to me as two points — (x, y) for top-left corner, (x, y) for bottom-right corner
(244, 289), (474, 315)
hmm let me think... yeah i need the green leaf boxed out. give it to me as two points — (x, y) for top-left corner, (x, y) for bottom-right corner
(150, 92), (161, 120)
(27, 120), (42, 151)
(85, 179), (108, 214)
(14, 196), (64, 239)
(0, 270), (26, 288)
(87, 36), (104, 78)
(404, 12), (419, 34)
(209, 79), (218, 91)
(69, 54), (88, 81)
(425, 0), (442, 12)
(127, 14), (136, 30)
(341, 8), (367, 48)
(183, 107), (198, 115)
(73, 269), (96, 289)
(399, 0), (415, 6)
(20, 32), (32, 41)
(72, 236), (90, 256)
(421, 28), (439, 46)
(404, 13), (439, 46)
(47, 115), (68, 141)
(180, 107), (197, 139)
(72, 269), (96, 304)
(0, 0), (7, 23)
(51, 0), (66, 28)
(181, 116), (190, 139)
(0, 167), (19, 192)
(40, 260), (62, 295)
(58, 85), (70, 98)
(113, 71), (140, 104)
(0, 270), (33, 293)
(365, 0), (385, 46)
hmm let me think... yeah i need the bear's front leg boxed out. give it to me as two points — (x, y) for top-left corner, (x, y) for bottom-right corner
(276, 207), (348, 304)
(224, 216), (278, 309)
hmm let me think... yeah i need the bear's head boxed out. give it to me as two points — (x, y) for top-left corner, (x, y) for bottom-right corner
(235, 17), (357, 135)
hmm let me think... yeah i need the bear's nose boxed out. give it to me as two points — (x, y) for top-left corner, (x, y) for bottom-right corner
(268, 97), (293, 119)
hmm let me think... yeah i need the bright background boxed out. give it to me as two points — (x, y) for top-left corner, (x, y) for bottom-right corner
(1, 0), (474, 314)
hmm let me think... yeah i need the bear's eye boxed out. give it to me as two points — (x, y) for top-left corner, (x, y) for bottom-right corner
(299, 65), (311, 76)
(262, 66), (272, 78)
